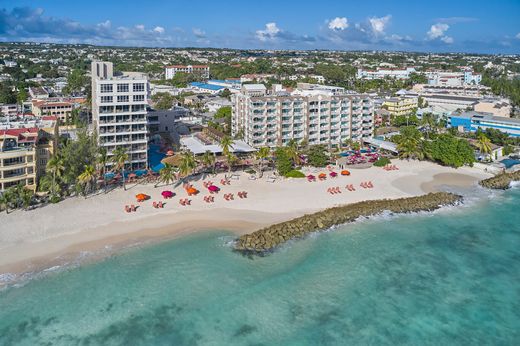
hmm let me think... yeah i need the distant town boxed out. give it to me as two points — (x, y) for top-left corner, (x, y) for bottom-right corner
(0, 41), (519, 202)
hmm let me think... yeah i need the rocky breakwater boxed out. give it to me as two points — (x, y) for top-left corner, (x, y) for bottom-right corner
(235, 192), (462, 255)
(479, 170), (520, 190)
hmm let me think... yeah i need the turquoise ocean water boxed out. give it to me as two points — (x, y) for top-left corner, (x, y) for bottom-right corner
(1, 188), (519, 345)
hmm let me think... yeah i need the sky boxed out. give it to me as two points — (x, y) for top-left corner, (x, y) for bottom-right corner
(1, 0), (519, 54)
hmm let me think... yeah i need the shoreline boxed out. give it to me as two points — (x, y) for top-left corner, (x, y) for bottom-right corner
(0, 160), (493, 284)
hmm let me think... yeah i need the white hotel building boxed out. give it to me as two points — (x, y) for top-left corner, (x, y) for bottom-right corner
(91, 61), (149, 170)
(232, 83), (374, 148)
(165, 65), (210, 79)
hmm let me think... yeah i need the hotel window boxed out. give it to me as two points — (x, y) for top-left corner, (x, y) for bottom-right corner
(117, 84), (129, 93)
(133, 95), (145, 102)
(133, 83), (145, 92)
(117, 95), (129, 103)
(100, 84), (113, 93)
(100, 96), (113, 103)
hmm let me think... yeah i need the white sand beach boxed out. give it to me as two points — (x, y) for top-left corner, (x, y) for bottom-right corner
(0, 160), (492, 277)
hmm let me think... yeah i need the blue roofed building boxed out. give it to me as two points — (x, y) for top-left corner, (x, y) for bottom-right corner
(189, 82), (225, 94)
(448, 111), (520, 137)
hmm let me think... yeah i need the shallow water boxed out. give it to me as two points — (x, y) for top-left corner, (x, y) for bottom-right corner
(0, 189), (519, 345)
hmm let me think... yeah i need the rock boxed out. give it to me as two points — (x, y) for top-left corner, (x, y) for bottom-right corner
(234, 192), (463, 256)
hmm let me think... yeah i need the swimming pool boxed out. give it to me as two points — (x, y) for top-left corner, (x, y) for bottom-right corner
(500, 158), (520, 169)
(148, 144), (166, 172)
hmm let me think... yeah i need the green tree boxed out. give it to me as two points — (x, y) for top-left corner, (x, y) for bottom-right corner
(179, 151), (197, 178)
(220, 135), (234, 157)
(274, 147), (293, 176)
(255, 147), (271, 177)
(395, 126), (423, 160)
(78, 164), (96, 197)
(156, 163), (177, 187)
(0, 82), (17, 104)
(0, 189), (14, 214)
(46, 153), (65, 196)
(64, 69), (88, 94)
(214, 106), (232, 134)
(200, 150), (216, 174)
(111, 147), (129, 191)
(97, 147), (108, 193)
(475, 134), (492, 155)
(428, 134), (475, 168)
(285, 139), (301, 166)
(152, 92), (175, 110)
(307, 145), (329, 167)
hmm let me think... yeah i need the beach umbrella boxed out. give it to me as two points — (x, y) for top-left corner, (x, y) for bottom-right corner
(307, 174), (315, 179)
(318, 173), (327, 178)
(128, 173), (137, 179)
(161, 190), (174, 198)
(341, 170), (350, 176)
(136, 193), (149, 202)
(330, 171), (337, 177)
(208, 185), (220, 192)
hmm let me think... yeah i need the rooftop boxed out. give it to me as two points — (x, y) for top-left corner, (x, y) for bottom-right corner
(190, 82), (225, 91)
(180, 136), (256, 155)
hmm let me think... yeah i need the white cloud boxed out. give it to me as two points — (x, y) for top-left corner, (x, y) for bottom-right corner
(427, 23), (449, 39)
(97, 20), (111, 29)
(516, 32), (520, 39)
(441, 36), (454, 44)
(256, 22), (281, 41)
(193, 28), (206, 38)
(135, 24), (145, 31)
(153, 26), (165, 34)
(427, 23), (453, 44)
(328, 17), (349, 31)
(369, 15), (391, 35)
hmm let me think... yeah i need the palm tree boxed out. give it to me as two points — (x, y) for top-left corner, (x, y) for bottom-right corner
(78, 165), (96, 197)
(156, 163), (177, 187)
(0, 189), (13, 214)
(343, 138), (354, 150)
(397, 137), (422, 160)
(179, 151), (196, 179)
(285, 139), (300, 166)
(97, 147), (108, 193)
(220, 135), (234, 157)
(226, 153), (239, 173)
(255, 147), (270, 177)
(476, 134), (492, 155)
(20, 187), (34, 210)
(420, 113), (436, 140)
(111, 147), (129, 191)
(200, 150), (216, 174)
(46, 153), (64, 196)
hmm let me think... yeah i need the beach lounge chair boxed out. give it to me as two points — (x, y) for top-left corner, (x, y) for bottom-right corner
(231, 174), (240, 180)
(249, 174), (257, 180)
(266, 176), (276, 183)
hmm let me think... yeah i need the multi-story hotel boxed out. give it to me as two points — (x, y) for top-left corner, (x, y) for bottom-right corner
(426, 69), (481, 87)
(31, 99), (74, 123)
(356, 67), (416, 80)
(232, 83), (374, 148)
(0, 116), (58, 191)
(91, 61), (149, 170)
(382, 97), (419, 116)
(165, 65), (210, 79)
(449, 111), (520, 137)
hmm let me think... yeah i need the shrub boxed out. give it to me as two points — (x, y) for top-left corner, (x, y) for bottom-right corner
(284, 170), (306, 178)
(274, 147), (293, 176)
(373, 157), (391, 167)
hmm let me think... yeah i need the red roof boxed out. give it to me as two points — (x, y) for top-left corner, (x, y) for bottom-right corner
(42, 116), (58, 121)
(0, 127), (39, 138)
